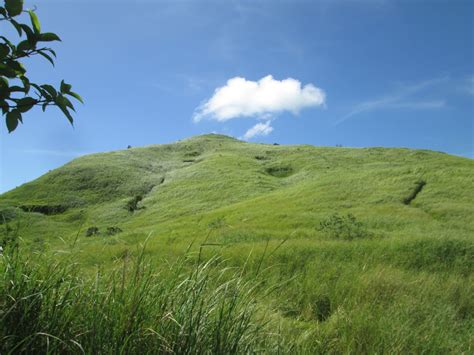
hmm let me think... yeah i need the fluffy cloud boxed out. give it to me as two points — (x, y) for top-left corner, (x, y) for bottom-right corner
(241, 121), (273, 140)
(193, 75), (325, 122)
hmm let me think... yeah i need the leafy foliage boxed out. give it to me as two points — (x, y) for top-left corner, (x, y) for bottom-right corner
(0, 0), (82, 133)
(85, 226), (99, 237)
(126, 195), (143, 212)
(318, 213), (373, 240)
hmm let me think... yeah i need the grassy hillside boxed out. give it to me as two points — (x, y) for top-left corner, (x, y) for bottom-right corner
(1, 134), (473, 353)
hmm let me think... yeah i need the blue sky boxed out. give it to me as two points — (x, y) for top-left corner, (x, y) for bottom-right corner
(1, 0), (473, 193)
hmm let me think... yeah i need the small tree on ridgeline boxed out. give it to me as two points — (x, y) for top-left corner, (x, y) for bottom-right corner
(0, 0), (82, 133)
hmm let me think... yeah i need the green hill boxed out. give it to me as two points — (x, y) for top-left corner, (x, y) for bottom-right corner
(1, 134), (473, 353)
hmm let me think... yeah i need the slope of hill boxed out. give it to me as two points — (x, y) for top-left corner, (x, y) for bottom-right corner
(1, 134), (473, 352)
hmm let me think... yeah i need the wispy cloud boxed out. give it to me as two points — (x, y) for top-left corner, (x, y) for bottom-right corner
(241, 121), (273, 140)
(464, 75), (474, 96)
(337, 76), (449, 124)
(22, 149), (88, 158)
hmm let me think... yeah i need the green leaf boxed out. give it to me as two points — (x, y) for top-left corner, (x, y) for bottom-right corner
(9, 18), (22, 36)
(20, 76), (30, 94)
(6, 109), (21, 133)
(0, 7), (7, 17)
(41, 84), (57, 98)
(5, 0), (23, 17)
(37, 50), (55, 66)
(61, 95), (75, 111)
(8, 85), (25, 93)
(0, 100), (9, 114)
(17, 39), (33, 52)
(58, 105), (74, 124)
(16, 97), (37, 112)
(60, 80), (72, 94)
(0, 63), (17, 78)
(0, 76), (8, 89)
(4, 60), (26, 75)
(67, 91), (84, 104)
(28, 10), (41, 34)
(45, 48), (56, 58)
(0, 44), (10, 59)
(55, 96), (74, 124)
(38, 32), (61, 42)
(0, 77), (9, 99)
(20, 24), (36, 46)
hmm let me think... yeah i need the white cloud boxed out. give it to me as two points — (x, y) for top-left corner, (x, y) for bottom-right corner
(337, 76), (449, 124)
(193, 75), (326, 122)
(241, 121), (273, 140)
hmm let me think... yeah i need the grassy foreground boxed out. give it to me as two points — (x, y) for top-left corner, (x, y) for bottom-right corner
(1, 134), (473, 353)
(0, 244), (285, 354)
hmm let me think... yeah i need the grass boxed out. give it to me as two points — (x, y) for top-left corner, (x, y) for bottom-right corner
(1, 134), (473, 353)
(0, 245), (284, 353)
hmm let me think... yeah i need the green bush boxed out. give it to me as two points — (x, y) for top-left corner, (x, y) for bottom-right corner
(85, 226), (99, 237)
(126, 195), (143, 212)
(313, 295), (332, 321)
(265, 166), (293, 178)
(106, 226), (122, 236)
(318, 213), (373, 240)
(0, 207), (17, 224)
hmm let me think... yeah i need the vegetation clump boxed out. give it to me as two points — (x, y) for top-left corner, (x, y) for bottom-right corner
(184, 150), (201, 158)
(85, 226), (99, 237)
(265, 166), (293, 178)
(0, 207), (17, 224)
(19, 204), (67, 215)
(403, 179), (426, 205)
(318, 213), (372, 240)
(313, 295), (332, 322)
(106, 226), (122, 236)
(126, 195), (143, 212)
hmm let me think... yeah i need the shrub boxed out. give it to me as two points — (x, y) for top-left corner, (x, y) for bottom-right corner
(85, 226), (99, 237)
(313, 295), (332, 321)
(126, 195), (143, 212)
(19, 204), (68, 215)
(265, 166), (293, 178)
(184, 150), (201, 157)
(0, 207), (17, 224)
(318, 213), (372, 240)
(106, 226), (122, 236)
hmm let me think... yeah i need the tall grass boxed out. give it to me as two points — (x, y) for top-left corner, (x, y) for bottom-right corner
(0, 246), (283, 354)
